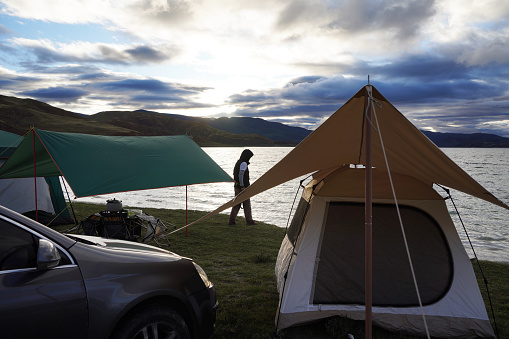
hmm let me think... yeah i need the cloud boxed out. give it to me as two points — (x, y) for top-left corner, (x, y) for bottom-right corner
(75, 72), (114, 81)
(124, 45), (170, 63)
(0, 24), (12, 35)
(0, 62), (216, 113)
(131, 94), (190, 103)
(274, 0), (436, 48)
(0, 0), (112, 24)
(286, 76), (324, 86)
(91, 78), (213, 109)
(0, 66), (44, 89)
(0, 0), (195, 40)
(10, 38), (179, 65)
(367, 54), (469, 80)
(225, 67), (509, 136)
(229, 76), (364, 108)
(129, 0), (193, 27)
(99, 79), (171, 92)
(0, 0), (507, 136)
(1, 0), (436, 75)
(19, 86), (88, 102)
(456, 36), (509, 66)
(29, 64), (105, 75)
(97, 78), (209, 96)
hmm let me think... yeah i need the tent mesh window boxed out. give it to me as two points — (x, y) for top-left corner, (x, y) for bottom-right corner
(287, 197), (310, 246)
(313, 202), (453, 307)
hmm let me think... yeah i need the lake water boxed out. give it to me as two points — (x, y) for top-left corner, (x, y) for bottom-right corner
(73, 147), (509, 263)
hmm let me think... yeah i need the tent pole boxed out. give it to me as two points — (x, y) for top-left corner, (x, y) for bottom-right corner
(32, 129), (38, 222)
(364, 85), (373, 339)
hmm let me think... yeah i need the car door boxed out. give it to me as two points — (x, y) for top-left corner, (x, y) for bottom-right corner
(0, 216), (88, 338)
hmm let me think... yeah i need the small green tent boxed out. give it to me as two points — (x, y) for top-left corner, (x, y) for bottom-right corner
(0, 130), (73, 224)
(0, 129), (233, 198)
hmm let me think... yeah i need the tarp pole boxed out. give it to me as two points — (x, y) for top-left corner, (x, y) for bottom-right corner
(32, 129), (38, 222)
(186, 185), (188, 237)
(364, 85), (373, 339)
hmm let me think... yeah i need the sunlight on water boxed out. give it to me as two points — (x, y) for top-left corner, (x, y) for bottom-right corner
(73, 147), (509, 263)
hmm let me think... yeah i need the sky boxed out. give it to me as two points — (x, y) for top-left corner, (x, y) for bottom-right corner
(0, 0), (508, 136)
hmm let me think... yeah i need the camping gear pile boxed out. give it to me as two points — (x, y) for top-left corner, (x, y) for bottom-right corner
(78, 200), (172, 246)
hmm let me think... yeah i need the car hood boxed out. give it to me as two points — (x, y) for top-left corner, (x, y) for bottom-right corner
(66, 234), (179, 256)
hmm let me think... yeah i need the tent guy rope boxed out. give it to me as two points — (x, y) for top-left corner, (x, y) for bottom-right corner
(371, 93), (431, 339)
(437, 184), (500, 339)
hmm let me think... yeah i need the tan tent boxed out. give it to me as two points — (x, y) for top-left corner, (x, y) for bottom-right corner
(275, 167), (495, 337)
(185, 84), (507, 337)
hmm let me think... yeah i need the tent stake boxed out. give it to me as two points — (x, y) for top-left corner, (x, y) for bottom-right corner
(364, 85), (373, 339)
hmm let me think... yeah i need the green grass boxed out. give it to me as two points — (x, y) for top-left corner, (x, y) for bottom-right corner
(54, 202), (509, 339)
(474, 260), (509, 339)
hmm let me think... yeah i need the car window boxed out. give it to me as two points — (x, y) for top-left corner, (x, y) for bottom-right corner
(0, 219), (38, 271)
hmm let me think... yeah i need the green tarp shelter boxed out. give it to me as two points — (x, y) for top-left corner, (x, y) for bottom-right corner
(0, 129), (232, 198)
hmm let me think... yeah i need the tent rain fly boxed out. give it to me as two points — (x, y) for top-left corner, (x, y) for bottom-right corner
(181, 84), (508, 231)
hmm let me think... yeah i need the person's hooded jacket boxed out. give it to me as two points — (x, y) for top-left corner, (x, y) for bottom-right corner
(233, 149), (253, 189)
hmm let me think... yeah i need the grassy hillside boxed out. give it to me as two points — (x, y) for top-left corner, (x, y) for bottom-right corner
(0, 95), (136, 136)
(200, 116), (311, 143)
(422, 131), (509, 148)
(0, 95), (280, 146)
(92, 110), (277, 146)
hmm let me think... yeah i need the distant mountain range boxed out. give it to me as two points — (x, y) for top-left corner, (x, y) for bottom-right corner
(421, 131), (509, 148)
(1, 94), (508, 147)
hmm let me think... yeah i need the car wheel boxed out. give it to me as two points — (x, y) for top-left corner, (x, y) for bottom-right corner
(113, 304), (190, 339)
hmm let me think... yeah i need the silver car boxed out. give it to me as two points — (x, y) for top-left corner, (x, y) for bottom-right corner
(0, 205), (217, 339)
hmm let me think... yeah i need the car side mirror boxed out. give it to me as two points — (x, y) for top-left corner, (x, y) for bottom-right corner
(37, 239), (61, 270)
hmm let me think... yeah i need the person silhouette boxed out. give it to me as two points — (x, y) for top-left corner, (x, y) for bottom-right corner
(228, 149), (257, 225)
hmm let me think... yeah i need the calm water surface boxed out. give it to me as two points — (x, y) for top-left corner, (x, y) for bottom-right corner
(74, 147), (509, 263)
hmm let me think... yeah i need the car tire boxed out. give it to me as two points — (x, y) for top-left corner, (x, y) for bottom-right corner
(112, 304), (190, 339)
